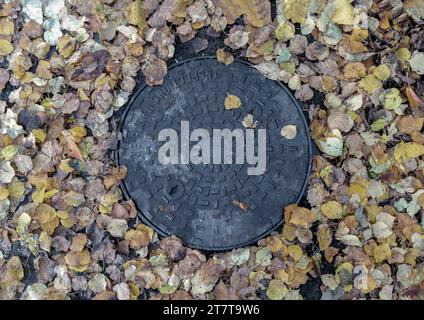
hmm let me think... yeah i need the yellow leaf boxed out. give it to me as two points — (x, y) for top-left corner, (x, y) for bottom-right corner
(350, 28), (368, 41)
(35, 203), (59, 235)
(32, 129), (47, 143)
(275, 22), (295, 42)
(2, 256), (24, 282)
(57, 35), (75, 58)
(335, 262), (353, 292)
(374, 243), (391, 263)
(59, 159), (75, 174)
(394, 141), (424, 162)
(287, 244), (303, 261)
(39, 231), (52, 252)
(349, 178), (369, 204)
(44, 189), (59, 200)
(0, 18), (15, 36)
(266, 236), (284, 253)
(99, 203), (112, 214)
(344, 62), (366, 80)
(126, 0), (146, 30)
(285, 204), (317, 227)
(332, 0), (355, 25)
(284, 0), (309, 24)
(17, 212), (31, 236)
(1, 145), (18, 160)
(64, 249), (91, 272)
(0, 187), (9, 200)
(32, 187), (46, 205)
(0, 39), (13, 56)
(266, 279), (288, 300)
(69, 126), (87, 142)
(373, 64), (390, 81)
(213, 0), (271, 27)
(321, 201), (343, 219)
(317, 224), (332, 251)
(395, 48), (411, 62)
(216, 49), (234, 65)
(57, 210), (74, 228)
(63, 190), (85, 207)
(358, 74), (382, 94)
(224, 95), (241, 110)
(282, 224), (296, 241)
(8, 181), (25, 199)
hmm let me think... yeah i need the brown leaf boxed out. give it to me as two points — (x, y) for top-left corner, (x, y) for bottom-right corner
(64, 249), (91, 272)
(212, 0), (271, 27)
(405, 87), (424, 108)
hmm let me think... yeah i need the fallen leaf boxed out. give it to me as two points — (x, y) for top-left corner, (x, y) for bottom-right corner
(64, 249), (91, 272)
(266, 279), (288, 300)
(0, 39), (13, 56)
(332, 0), (355, 25)
(281, 125), (297, 139)
(321, 201), (343, 219)
(224, 95), (241, 110)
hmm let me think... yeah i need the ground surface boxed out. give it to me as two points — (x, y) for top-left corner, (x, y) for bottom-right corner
(0, 0), (424, 301)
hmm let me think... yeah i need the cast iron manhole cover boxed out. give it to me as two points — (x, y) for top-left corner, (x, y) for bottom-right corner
(116, 57), (312, 251)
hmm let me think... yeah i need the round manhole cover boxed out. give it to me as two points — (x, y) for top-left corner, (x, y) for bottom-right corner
(116, 57), (312, 251)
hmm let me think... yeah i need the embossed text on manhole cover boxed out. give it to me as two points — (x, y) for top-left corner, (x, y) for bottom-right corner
(116, 57), (312, 251)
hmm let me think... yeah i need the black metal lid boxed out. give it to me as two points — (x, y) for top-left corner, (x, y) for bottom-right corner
(116, 57), (312, 251)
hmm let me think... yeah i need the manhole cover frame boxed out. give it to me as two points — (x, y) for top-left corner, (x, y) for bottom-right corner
(114, 56), (313, 251)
